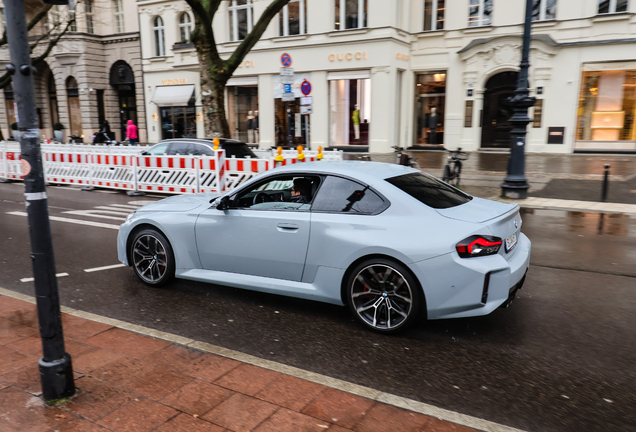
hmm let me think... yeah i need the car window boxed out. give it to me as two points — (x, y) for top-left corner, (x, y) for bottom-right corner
(145, 143), (169, 155)
(192, 143), (214, 156)
(231, 175), (318, 211)
(167, 142), (193, 155)
(311, 176), (387, 215)
(385, 172), (473, 209)
(223, 143), (256, 159)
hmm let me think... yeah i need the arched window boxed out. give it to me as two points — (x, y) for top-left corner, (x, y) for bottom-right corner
(66, 76), (83, 137)
(153, 16), (165, 56)
(179, 13), (191, 42)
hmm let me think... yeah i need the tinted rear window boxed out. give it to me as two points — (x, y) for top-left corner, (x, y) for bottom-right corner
(386, 172), (473, 209)
(223, 144), (256, 158)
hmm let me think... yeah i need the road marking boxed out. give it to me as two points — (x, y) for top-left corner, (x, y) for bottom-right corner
(62, 211), (127, 221)
(20, 273), (69, 283)
(84, 264), (126, 273)
(110, 204), (143, 209)
(0, 286), (527, 432)
(95, 190), (118, 194)
(92, 206), (133, 214)
(7, 211), (120, 230)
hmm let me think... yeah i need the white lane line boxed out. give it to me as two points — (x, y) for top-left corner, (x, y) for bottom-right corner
(7, 211), (120, 230)
(92, 206), (134, 214)
(0, 286), (527, 432)
(61, 211), (126, 221)
(84, 264), (126, 273)
(109, 204), (144, 210)
(20, 272), (69, 283)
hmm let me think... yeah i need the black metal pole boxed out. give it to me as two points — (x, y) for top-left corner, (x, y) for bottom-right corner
(501, 0), (536, 199)
(4, 0), (74, 400)
(601, 164), (610, 202)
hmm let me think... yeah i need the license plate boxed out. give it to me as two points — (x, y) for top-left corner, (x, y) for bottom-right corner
(505, 233), (518, 252)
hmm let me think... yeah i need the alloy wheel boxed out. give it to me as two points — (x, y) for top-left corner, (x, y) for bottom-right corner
(132, 234), (168, 284)
(350, 264), (413, 331)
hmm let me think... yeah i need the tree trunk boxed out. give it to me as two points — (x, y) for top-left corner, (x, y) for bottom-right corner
(197, 43), (230, 139)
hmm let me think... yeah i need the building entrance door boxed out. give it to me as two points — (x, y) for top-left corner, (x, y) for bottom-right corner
(110, 61), (138, 141)
(481, 72), (518, 148)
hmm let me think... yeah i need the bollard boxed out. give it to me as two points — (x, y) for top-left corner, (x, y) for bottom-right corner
(601, 164), (610, 202)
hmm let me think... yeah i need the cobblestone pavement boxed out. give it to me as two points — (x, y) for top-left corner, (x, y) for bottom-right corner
(0, 294), (483, 432)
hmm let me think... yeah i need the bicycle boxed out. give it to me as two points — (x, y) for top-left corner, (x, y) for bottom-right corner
(393, 146), (420, 169)
(442, 148), (469, 187)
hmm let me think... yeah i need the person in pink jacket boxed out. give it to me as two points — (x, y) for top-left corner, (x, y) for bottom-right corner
(126, 119), (138, 145)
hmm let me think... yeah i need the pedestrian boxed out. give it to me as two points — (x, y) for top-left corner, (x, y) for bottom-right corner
(126, 119), (138, 145)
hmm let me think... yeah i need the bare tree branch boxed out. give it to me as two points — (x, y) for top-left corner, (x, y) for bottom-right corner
(0, 3), (53, 47)
(225, 0), (289, 75)
(32, 19), (74, 66)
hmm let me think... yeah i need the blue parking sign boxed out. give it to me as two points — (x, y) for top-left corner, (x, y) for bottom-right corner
(283, 83), (292, 93)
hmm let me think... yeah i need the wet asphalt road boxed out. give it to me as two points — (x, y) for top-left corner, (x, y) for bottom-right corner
(0, 182), (635, 432)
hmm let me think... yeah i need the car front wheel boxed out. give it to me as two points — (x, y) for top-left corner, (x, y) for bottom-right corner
(347, 259), (421, 334)
(130, 229), (175, 287)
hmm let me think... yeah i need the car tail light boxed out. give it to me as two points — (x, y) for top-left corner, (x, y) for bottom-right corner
(456, 235), (502, 258)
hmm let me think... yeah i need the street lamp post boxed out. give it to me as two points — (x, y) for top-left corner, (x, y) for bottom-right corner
(4, 0), (75, 400)
(501, 0), (536, 199)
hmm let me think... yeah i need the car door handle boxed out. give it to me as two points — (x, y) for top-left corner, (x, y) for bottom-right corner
(277, 223), (299, 232)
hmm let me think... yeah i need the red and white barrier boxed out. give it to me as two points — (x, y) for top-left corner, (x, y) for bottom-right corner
(0, 142), (342, 194)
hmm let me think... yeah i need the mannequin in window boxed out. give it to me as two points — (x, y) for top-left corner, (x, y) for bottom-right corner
(428, 106), (438, 145)
(254, 110), (259, 143)
(247, 110), (255, 143)
(352, 104), (360, 141)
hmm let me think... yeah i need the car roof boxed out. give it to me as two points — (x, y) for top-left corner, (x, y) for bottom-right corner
(269, 161), (419, 183)
(156, 138), (246, 146)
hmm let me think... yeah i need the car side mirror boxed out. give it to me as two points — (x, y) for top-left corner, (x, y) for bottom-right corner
(216, 196), (230, 210)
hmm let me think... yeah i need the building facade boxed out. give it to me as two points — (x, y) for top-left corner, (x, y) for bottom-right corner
(0, 0), (146, 143)
(137, 0), (636, 153)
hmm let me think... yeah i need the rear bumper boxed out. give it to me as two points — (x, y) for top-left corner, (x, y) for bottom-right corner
(410, 233), (531, 320)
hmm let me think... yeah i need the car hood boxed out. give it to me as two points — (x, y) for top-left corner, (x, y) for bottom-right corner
(136, 193), (218, 212)
(435, 196), (517, 223)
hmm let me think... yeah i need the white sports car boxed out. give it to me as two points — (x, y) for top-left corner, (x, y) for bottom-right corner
(117, 161), (531, 333)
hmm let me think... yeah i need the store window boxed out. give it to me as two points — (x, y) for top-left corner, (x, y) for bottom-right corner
(598, 0), (628, 14)
(227, 85), (259, 144)
(179, 13), (192, 42)
(280, 0), (306, 36)
(532, 0), (557, 21)
(161, 105), (197, 140)
(66, 77), (83, 138)
(468, 0), (492, 27)
(576, 69), (636, 142)
(415, 72), (446, 145)
(85, 0), (94, 33)
(329, 77), (371, 146)
(334, 0), (367, 30)
(48, 74), (59, 127)
(153, 17), (165, 56)
(229, 0), (253, 42)
(424, 0), (445, 31)
(113, 0), (124, 33)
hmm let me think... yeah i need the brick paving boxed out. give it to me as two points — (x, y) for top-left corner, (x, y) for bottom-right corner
(0, 294), (477, 432)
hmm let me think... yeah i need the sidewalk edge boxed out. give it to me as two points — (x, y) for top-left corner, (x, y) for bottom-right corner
(0, 286), (526, 432)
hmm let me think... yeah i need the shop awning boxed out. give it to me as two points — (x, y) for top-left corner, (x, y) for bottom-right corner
(151, 85), (195, 107)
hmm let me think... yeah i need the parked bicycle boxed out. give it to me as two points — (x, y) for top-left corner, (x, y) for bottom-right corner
(442, 148), (469, 187)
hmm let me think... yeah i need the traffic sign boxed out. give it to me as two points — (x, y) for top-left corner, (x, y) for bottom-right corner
(281, 92), (295, 102)
(281, 53), (292, 67)
(283, 83), (292, 93)
(301, 96), (313, 105)
(280, 67), (294, 76)
(301, 105), (313, 115)
(300, 79), (312, 96)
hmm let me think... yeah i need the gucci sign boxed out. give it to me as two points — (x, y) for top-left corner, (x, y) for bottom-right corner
(329, 52), (368, 62)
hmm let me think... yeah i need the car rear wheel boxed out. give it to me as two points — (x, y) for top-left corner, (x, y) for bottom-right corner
(130, 229), (174, 287)
(347, 258), (421, 334)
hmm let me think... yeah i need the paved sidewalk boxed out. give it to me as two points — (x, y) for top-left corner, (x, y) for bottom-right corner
(0, 294), (481, 432)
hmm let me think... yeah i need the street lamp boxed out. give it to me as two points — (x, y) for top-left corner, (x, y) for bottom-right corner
(4, 0), (75, 400)
(501, 0), (536, 199)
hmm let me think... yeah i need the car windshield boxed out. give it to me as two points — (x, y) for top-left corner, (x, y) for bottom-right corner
(385, 172), (473, 209)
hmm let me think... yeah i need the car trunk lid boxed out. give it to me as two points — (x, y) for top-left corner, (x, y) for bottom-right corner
(435, 197), (517, 223)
